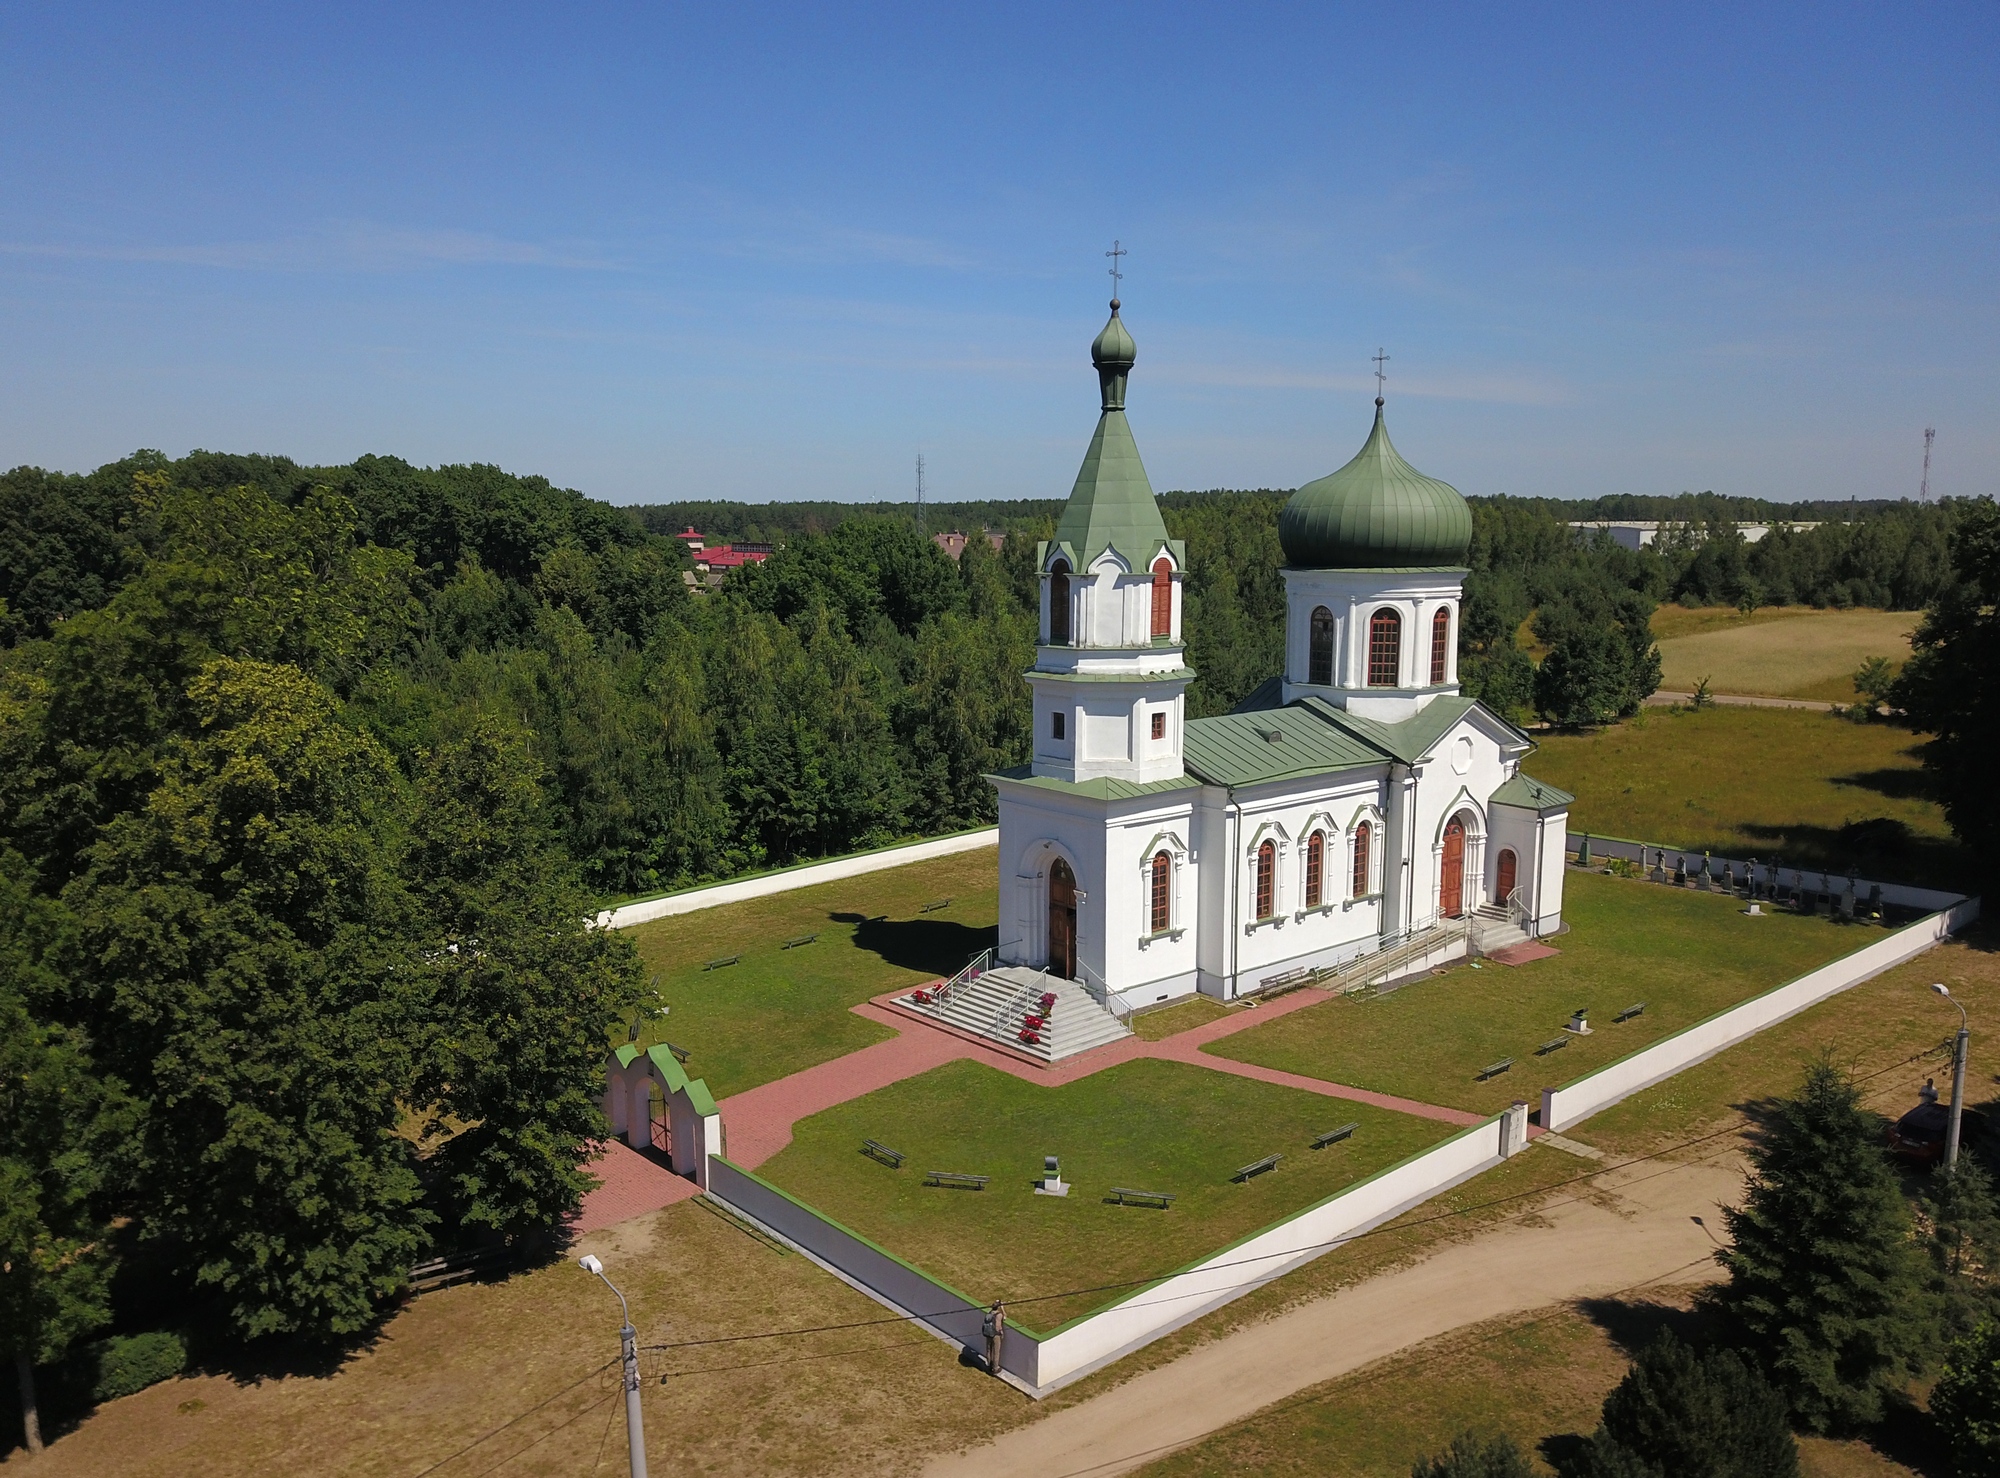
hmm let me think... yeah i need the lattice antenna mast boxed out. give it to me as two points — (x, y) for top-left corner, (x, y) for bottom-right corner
(915, 453), (926, 537)
(1920, 427), (1935, 504)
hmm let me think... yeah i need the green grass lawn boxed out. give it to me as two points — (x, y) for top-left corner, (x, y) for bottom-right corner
(1130, 996), (1236, 1040)
(623, 847), (999, 1098)
(1205, 869), (1874, 1116)
(1528, 705), (1968, 889)
(755, 1057), (1463, 1331)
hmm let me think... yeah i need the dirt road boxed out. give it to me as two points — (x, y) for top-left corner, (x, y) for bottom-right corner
(921, 1152), (1742, 1478)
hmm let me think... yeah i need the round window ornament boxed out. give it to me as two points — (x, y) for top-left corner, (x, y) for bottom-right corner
(1451, 736), (1474, 775)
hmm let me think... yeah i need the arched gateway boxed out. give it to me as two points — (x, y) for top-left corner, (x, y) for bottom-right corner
(1048, 857), (1077, 978)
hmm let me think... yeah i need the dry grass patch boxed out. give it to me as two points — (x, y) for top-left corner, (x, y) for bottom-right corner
(1650, 606), (1914, 701)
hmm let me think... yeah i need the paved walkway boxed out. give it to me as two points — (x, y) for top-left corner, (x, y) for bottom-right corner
(922, 1154), (1743, 1478)
(581, 981), (1492, 1225)
(1646, 689), (1836, 712)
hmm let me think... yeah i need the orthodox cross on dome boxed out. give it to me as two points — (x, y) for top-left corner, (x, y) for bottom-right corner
(1372, 347), (1390, 405)
(1105, 239), (1126, 306)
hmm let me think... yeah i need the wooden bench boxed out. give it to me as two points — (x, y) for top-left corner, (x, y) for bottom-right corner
(923, 1170), (990, 1190)
(919, 898), (953, 914)
(1231, 1153), (1282, 1183)
(1108, 1187), (1176, 1208)
(783, 933), (818, 949)
(861, 1139), (906, 1169)
(1311, 1123), (1359, 1150)
(1614, 1002), (1647, 1023)
(1477, 1058), (1514, 1081)
(663, 1041), (690, 1065)
(703, 955), (739, 971)
(1536, 1036), (1570, 1056)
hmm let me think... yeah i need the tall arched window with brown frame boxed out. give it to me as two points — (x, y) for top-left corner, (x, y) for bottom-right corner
(1151, 558), (1173, 638)
(1255, 840), (1276, 921)
(1305, 831), (1325, 908)
(1049, 560), (1071, 645)
(1430, 607), (1451, 685)
(1368, 608), (1401, 686)
(1351, 820), (1372, 898)
(1309, 606), (1335, 685)
(1150, 851), (1172, 933)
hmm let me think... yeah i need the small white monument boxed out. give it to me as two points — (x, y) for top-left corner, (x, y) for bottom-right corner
(1036, 1153), (1070, 1197)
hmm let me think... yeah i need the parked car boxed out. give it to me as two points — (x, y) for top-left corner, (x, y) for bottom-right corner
(1887, 1097), (1985, 1165)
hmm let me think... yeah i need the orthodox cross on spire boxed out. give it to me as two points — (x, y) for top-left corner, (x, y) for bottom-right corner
(1372, 347), (1390, 405)
(1105, 239), (1126, 306)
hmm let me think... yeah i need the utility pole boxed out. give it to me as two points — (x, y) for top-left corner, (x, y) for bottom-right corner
(915, 453), (926, 539)
(1920, 427), (1935, 503)
(579, 1255), (649, 1478)
(1929, 984), (1969, 1169)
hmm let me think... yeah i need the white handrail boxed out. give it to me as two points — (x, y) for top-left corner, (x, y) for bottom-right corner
(1074, 959), (1133, 1025)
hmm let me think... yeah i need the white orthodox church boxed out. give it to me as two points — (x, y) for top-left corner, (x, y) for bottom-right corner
(956, 300), (1571, 1039)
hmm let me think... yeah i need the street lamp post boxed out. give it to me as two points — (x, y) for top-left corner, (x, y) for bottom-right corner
(579, 1255), (649, 1478)
(1930, 984), (1970, 1171)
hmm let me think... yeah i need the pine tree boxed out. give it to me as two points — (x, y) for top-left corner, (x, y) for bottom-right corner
(1926, 1162), (2000, 1337)
(1931, 1320), (2000, 1477)
(1555, 1330), (1797, 1476)
(1411, 1431), (1537, 1478)
(1714, 1057), (1929, 1430)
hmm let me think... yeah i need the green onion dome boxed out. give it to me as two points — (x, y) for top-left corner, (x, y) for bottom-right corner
(1090, 300), (1137, 411)
(1278, 402), (1472, 568)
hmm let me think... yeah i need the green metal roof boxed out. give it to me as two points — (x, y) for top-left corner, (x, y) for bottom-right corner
(1279, 403), (1473, 569)
(1045, 307), (1184, 573)
(1300, 695), (1484, 765)
(1490, 772), (1574, 812)
(1182, 710), (1386, 787)
(986, 765), (1200, 801)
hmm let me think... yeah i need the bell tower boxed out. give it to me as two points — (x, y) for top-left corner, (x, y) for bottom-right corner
(1029, 298), (1191, 784)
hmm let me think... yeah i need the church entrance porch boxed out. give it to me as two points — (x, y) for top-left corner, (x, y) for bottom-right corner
(1049, 857), (1078, 979)
(1440, 814), (1467, 918)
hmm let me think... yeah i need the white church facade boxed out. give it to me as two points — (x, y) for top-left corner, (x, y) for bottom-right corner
(986, 302), (1572, 1017)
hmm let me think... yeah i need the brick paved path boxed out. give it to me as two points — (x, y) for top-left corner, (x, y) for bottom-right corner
(579, 982), (1488, 1228)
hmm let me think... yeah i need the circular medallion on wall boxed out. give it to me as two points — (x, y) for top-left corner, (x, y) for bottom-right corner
(1450, 735), (1474, 775)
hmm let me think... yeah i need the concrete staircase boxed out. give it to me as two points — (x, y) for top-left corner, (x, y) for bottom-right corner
(1470, 903), (1530, 957)
(900, 964), (1131, 1063)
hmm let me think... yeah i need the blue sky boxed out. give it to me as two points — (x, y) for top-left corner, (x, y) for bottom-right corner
(1, 4), (1994, 506)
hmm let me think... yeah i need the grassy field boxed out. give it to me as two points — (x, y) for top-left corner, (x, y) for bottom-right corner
(622, 846), (999, 1097)
(1141, 934), (2000, 1478)
(1530, 705), (1967, 889)
(1649, 605), (1916, 703)
(1206, 869), (1871, 1116)
(1130, 995), (1235, 1040)
(755, 1057), (1462, 1330)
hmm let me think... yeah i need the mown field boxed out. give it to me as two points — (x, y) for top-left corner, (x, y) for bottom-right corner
(1207, 869), (1867, 1116)
(623, 846), (999, 1097)
(756, 1057), (1460, 1331)
(1530, 705), (1967, 889)
(1649, 604), (1916, 703)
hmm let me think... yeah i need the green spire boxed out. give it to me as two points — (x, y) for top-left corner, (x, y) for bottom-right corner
(1051, 303), (1176, 571)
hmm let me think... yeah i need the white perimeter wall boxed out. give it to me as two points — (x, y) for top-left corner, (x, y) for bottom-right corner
(1541, 899), (1981, 1133)
(597, 828), (998, 929)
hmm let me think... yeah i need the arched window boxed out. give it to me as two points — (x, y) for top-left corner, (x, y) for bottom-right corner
(1305, 831), (1324, 908)
(1255, 839), (1276, 921)
(1430, 607), (1451, 685)
(1150, 851), (1172, 933)
(1352, 821), (1372, 899)
(1367, 608), (1402, 687)
(1309, 606), (1335, 685)
(1151, 557), (1173, 638)
(1049, 559), (1071, 645)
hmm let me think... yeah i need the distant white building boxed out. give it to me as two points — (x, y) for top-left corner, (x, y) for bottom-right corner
(1568, 519), (1822, 551)
(979, 303), (1572, 1021)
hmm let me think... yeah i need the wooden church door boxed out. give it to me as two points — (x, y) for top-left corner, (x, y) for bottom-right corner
(1049, 858), (1077, 979)
(1496, 848), (1518, 905)
(1440, 816), (1467, 918)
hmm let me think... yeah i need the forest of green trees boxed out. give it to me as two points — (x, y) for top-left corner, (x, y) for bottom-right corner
(0, 448), (1989, 1425)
